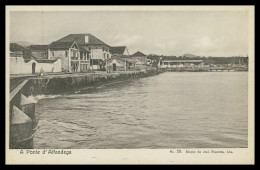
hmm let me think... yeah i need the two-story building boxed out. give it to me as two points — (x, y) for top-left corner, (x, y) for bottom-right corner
(10, 43), (61, 74)
(79, 46), (91, 72)
(23, 45), (49, 59)
(55, 34), (111, 70)
(48, 41), (81, 73)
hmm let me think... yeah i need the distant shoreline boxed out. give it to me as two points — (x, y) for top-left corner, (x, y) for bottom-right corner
(160, 68), (248, 72)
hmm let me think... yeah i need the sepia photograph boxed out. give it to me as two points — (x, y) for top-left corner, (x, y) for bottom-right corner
(6, 5), (254, 164)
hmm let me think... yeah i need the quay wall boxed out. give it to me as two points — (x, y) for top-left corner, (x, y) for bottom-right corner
(21, 68), (162, 96)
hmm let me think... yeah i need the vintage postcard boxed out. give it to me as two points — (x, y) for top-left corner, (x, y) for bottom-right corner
(5, 5), (254, 164)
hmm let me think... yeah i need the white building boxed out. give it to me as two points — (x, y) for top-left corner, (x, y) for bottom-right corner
(10, 57), (61, 74)
(159, 60), (203, 68)
(48, 41), (81, 73)
(55, 33), (111, 70)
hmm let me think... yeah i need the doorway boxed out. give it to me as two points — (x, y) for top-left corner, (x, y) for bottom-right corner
(32, 63), (36, 74)
(113, 63), (116, 71)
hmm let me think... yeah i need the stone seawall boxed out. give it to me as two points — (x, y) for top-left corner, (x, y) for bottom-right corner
(21, 69), (162, 96)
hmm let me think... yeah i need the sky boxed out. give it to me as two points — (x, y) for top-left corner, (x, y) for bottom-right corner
(10, 10), (249, 56)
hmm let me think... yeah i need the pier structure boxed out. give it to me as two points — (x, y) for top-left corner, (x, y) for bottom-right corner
(9, 80), (38, 149)
(159, 60), (203, 69)
(8, 69), (161, 148)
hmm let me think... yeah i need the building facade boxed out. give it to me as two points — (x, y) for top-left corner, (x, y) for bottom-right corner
(130, 51), (148, 65)
(10, 57), (61, 74)
(55, 33), (111, 70)
(49, 41), (81, 73)
(159, 60), (204, 68)
(79, 46), (91, 72)
(23, 45), (49, 59)
(106, 55), (134, 71)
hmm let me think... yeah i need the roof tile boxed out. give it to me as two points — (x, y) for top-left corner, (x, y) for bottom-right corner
(10, 43), (25, 52)
(28, 45), (49, 51)
(110, 46), (127, 55)
(131, 51), (146, 57)
(55, 33), (109, 47)
(49, 42), (76, 50)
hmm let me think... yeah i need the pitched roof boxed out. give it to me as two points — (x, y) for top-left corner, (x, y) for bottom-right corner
(55, 33), (109, 47)
(49, 41), (77, 50)
(24, 59), (59, 63)
(10, 43), (25, 52)
(107, 55), (135, 63)
(110, 46), (127, 55)
(28, 45), (49, 51)
(79, 45), (90, 52)
(35, 59), (59, 63)
(131, 51), (146, 57)
(120, 55), (133, 58)
(122, 58), (136, 63)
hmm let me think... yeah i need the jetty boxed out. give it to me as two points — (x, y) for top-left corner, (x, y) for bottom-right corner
(9, 68), (161, 148)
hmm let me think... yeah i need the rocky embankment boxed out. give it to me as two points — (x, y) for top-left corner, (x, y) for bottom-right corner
(20, 68), (162, 96)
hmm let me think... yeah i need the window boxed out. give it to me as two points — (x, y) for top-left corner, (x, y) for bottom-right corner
(73, 50), (76, 58)
(65, 51), (68, 57)
(52, 52), (54, 57)
(80, 52), (83, 60)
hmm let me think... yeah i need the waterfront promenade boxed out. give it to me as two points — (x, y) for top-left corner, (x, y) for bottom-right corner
(10, 68), (161, 96)
(10, 65), (248, 93)
(10, 70), (147, 91)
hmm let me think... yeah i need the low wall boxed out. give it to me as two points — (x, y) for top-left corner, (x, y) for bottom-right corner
(10, 57), (33, 74)
(36, 60), (62, 73)
(21, 68), (162, 96)
(10, 57), (62, 74)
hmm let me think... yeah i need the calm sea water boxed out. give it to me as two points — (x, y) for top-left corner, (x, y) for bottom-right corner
(34, 72), (248, 148)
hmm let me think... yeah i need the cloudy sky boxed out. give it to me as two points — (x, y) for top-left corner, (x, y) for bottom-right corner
(10, 10), (249, 56)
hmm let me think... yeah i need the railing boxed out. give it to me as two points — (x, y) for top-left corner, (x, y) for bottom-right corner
(80, 60), (90, 64)
(10, 80), (29, 110)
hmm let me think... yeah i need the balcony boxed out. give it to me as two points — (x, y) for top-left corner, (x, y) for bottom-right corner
(80, 60), (90, 64)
